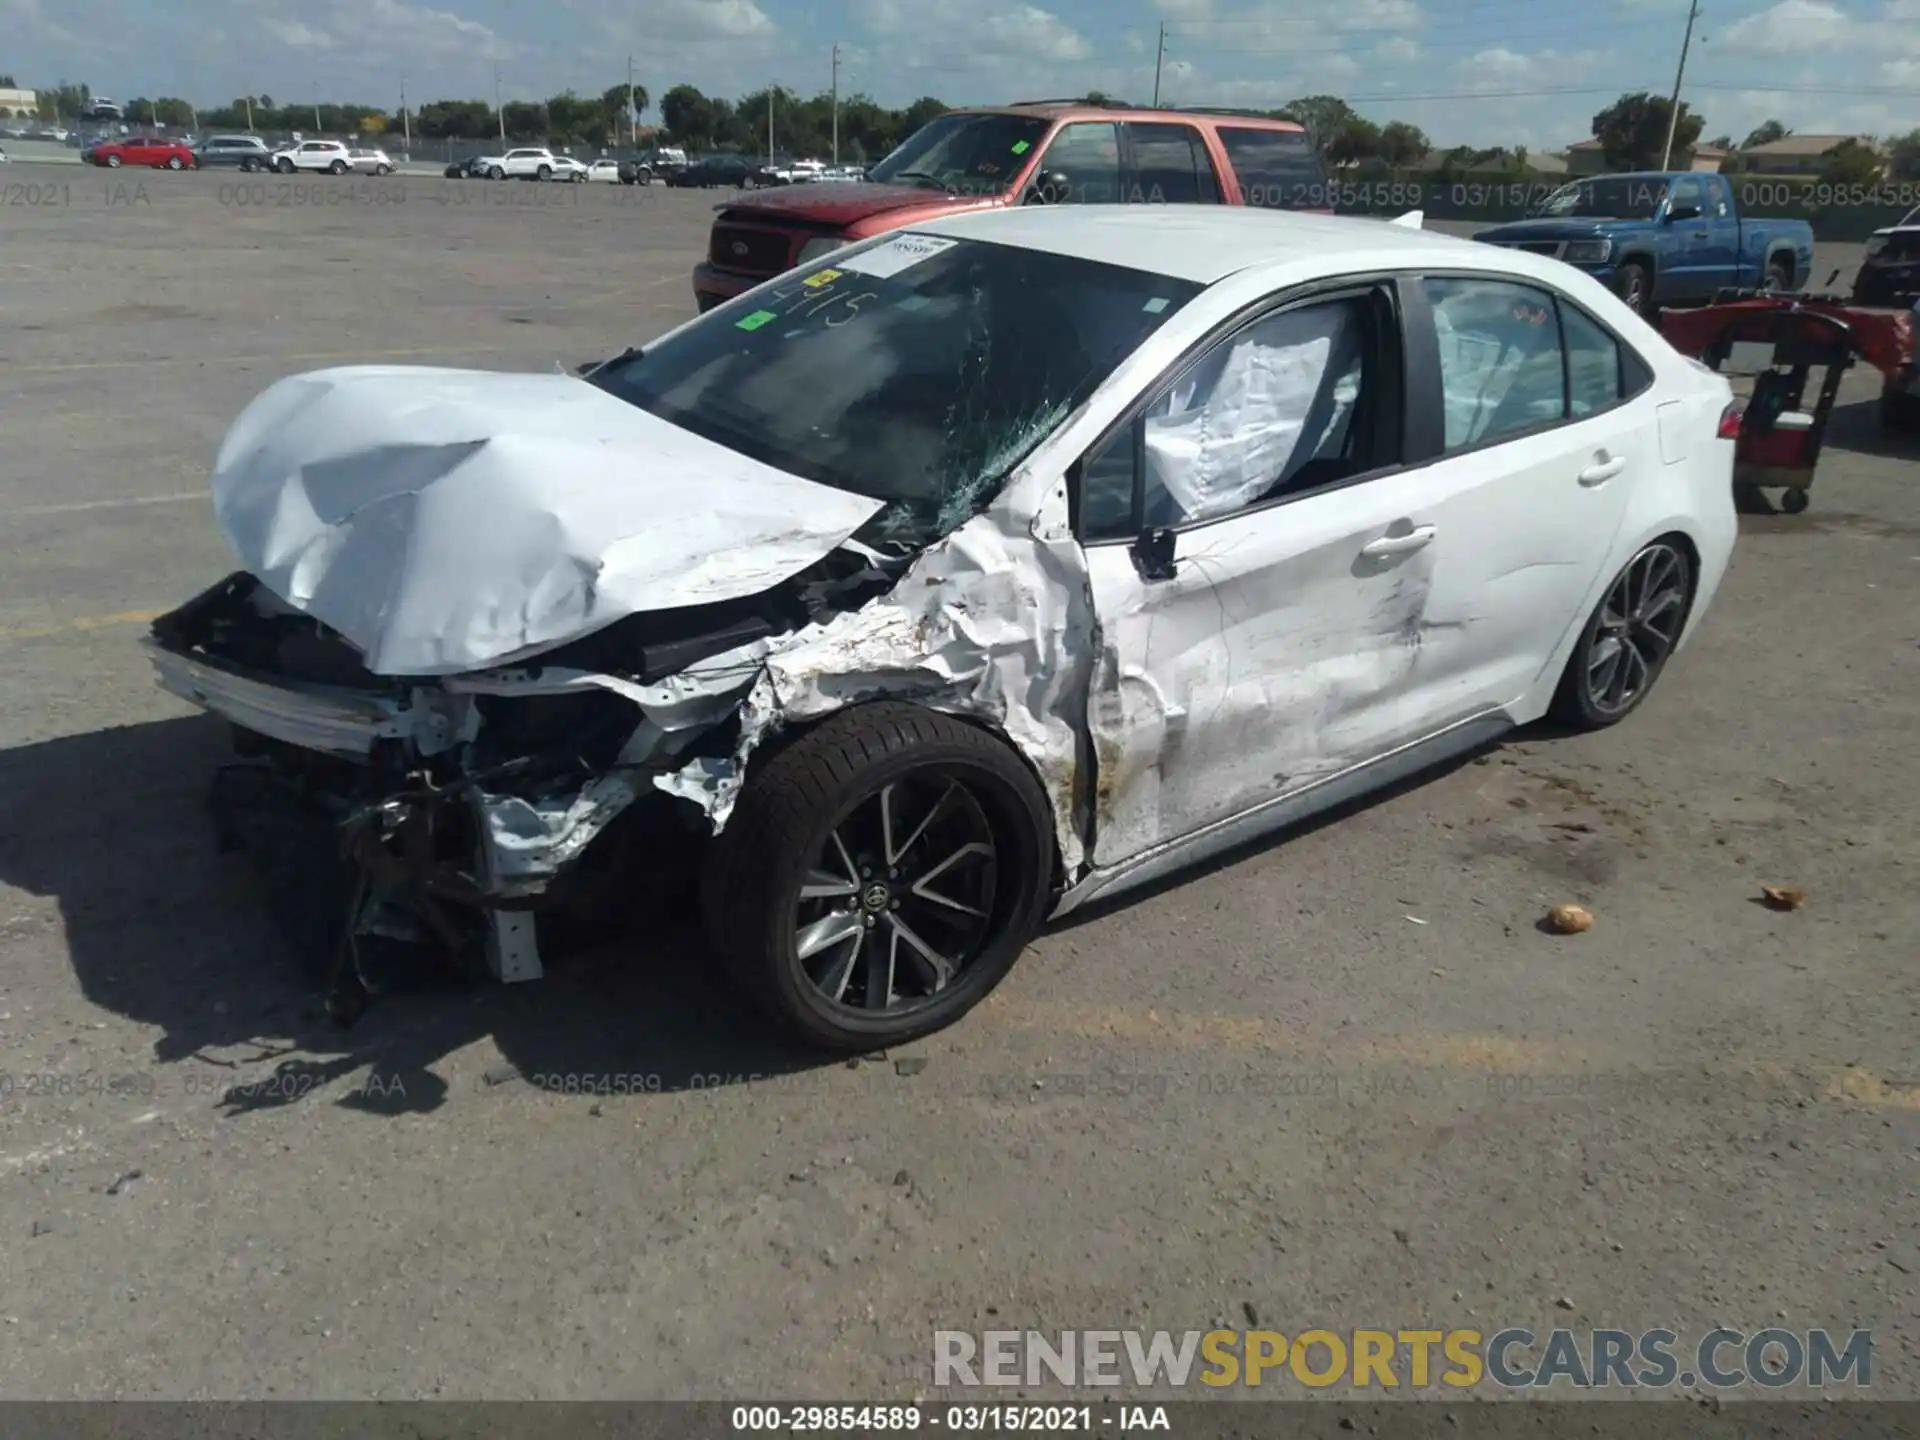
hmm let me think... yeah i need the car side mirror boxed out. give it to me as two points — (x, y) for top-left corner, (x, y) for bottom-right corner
(1130, 526), (1178, 582)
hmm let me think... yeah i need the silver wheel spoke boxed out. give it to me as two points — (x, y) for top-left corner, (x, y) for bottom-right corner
(910, 841), (993, 916)
(1639, 587), (1683, 627)
(800, 870), (857, 901)
(886, 912), (954, 991)
(816, 929), (863, 1003)
(888, 782), (956, 867)
(797, 909), (863, 962)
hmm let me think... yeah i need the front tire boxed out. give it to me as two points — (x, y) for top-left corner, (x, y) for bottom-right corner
(702, 703), (1056, 1052)
(277, 157), (295, 174)
(106, 155), (122, 168)
(488, 165), (504, 180)
(167, 155), (183, 170)
(1548, 539), (1694, 730)
(1614, 260), (1655, 318)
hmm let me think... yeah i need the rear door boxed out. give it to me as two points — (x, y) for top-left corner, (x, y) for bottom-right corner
(1213, 124), (1329, 212)
(1119, 121), (1223, 205)
(1399, 272), (1653, 710)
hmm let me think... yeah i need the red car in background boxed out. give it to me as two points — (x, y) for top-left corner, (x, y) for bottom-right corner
(85, 135), (197, 170)
(693, 101), (1330, 311)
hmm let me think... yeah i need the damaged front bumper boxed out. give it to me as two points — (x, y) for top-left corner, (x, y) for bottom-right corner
(143, 572), (773, 1003)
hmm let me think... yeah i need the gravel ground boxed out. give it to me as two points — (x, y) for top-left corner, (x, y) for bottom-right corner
(0, 178), (1914, 1406)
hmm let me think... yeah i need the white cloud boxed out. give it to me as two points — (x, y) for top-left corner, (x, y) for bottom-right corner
(1715, 0), (1853, 56)
(982, 6), (1091, 62)
(261, 17), (334, 49)
(1375, 36), (1420, 64)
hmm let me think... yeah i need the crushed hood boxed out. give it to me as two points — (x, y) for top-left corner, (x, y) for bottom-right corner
(212, 366), (885, 677)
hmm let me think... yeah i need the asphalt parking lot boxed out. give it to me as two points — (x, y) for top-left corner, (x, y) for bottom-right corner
(1, 174), (1916, 1406)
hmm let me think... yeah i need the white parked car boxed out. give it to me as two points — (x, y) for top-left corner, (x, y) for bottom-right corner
(273, 139), (354, 174)
(348, 147), (396, 176)
(586, 158), (622, 183)
(143, 208), (1736, 1050)
(485, 147), (584, 181)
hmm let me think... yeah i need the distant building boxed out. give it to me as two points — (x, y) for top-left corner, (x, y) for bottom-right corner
(1725, 134), (1882, 175)
(1564, 138), (1726, 175)
(0, 87), (38, 117)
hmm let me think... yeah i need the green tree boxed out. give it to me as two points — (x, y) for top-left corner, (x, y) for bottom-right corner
(1277, 95), (1359, 149)
(659, 84), (723, 147)
(1886, 128), (1920, 181)
(1818, 137), (1882, 186)
(1326, 116), (1382, 165)
(1741, 119), (1789, 150)
(1377, 120), (1429, 167)
(0, 75), (15, 87)
(1592, 92), (1701, 170)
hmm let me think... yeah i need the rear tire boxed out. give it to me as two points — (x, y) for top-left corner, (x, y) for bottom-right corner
(167, 155), (183, 170)
(701, 703), (1056, 1053)
(106, 154), (121, 168)
(1764, 259), (1792, 293)
(329, 159), (348, 175)
(1549, 540), (1695, 730)
(1779, 488), (1810, 515)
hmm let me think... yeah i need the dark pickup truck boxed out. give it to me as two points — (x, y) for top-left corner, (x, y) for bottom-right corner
(1475, 171), (1814, 318)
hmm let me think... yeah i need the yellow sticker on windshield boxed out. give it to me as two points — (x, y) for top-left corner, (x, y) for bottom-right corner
(803, 269), (842, 288)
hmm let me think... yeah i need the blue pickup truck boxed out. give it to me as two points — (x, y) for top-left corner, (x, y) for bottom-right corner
(1474, 171), (1815, 318)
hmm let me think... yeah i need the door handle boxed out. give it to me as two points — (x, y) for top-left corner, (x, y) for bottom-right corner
(1360, 525), (1436, 557)
(1579, 454), (1627, 485)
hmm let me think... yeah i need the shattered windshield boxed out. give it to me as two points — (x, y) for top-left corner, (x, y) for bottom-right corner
(592, 234), (1201, 548)
(866, 113), (1052, 195)
(1535, 177), (1667, 220)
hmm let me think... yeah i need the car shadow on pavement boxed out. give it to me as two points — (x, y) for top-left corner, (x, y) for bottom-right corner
(0, 714), (826, 1115)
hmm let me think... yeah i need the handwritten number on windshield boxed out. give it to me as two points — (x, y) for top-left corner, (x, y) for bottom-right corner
(760, 277), (879, 330)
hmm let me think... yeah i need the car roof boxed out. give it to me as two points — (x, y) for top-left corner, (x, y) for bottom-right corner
(907, 206), (1517, 286)
(962, 102), (1308, 132)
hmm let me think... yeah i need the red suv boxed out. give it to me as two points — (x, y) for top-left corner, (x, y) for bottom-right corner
(693, 102), (1329, 311)
(85, 135), (198, 170)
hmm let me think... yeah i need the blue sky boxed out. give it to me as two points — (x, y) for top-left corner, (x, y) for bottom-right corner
(4, 0), (1916, 148)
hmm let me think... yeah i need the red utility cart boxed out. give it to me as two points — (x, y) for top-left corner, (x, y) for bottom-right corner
(1660, 293), (1915, 514)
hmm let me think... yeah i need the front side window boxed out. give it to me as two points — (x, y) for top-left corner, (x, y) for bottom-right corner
(1081, 292), (1389, 538)
(1035, 122), (1122, 204)
(1123, 122), (1221, 204)
(866, 112), (1052, 197)
(592, 235), (1201, 550)
(1669, 177), (1704, 215)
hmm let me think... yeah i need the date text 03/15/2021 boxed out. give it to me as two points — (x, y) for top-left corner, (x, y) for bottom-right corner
(729, 1406), (1168, 1431)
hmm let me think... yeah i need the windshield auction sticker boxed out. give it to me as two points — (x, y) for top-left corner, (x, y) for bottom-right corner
(836, 233), (957, 280)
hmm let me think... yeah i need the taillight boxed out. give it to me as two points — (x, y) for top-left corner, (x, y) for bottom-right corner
(1718, 402), (1744, 439)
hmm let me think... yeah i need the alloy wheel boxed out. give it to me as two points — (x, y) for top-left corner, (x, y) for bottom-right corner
(1585, 542), (1689, 716)
(790, 776), (1001, 1016)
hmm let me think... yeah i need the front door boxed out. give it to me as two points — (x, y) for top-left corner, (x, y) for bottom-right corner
(1080, 281), (1460, 867)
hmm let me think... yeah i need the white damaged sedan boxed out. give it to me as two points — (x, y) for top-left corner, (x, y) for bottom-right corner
(146, 207), (1738, 1050)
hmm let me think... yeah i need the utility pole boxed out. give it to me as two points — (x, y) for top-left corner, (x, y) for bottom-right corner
(401, 77), (410, 155)
(831, 43), (841, 165)
(495, 65), (505, 145)
(768, 85), (774, 164)
(311, 84), (320, 135)
(627, 55), (636, 147)
(243, 95), (253, 134)
(1660, 0), (1700, 170)
(1152, 23), (1166, 108)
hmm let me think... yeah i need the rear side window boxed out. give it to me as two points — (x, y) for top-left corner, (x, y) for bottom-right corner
(1123, 122), (1221, 204)
(1422, 277), (1652, 448)
(1216, 126), (1326, 210)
